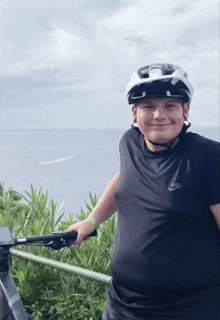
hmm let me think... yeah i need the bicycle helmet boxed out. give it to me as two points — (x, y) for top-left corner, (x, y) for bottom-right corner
(126, 63), (194, 104)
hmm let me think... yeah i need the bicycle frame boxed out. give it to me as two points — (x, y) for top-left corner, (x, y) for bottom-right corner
(0, 268), (28, 320)
(0, 227), (28, 320)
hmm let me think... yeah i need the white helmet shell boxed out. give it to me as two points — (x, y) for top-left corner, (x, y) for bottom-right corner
(126, 64), (194, 104)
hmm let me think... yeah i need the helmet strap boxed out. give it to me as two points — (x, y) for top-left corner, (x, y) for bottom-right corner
(182, 102), (191, 129)
(147, 137), (180, 149)
(146, 121), (191, 149)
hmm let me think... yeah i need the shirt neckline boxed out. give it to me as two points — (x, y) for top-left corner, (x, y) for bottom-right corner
(140, 131), (180, 158)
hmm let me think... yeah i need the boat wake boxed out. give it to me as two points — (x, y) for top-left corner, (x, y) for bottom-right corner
(35, 153), (74, 165)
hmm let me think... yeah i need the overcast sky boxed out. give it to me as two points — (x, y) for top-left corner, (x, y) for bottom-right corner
(0, 0), (219, 129)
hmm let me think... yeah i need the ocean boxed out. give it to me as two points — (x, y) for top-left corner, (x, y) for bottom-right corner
(0, 126), (219, 218)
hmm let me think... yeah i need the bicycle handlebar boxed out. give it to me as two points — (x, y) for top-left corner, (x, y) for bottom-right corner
(15, 229), (97, 244)
(15, 230), (97, 250)
(0, 227), (97, 250)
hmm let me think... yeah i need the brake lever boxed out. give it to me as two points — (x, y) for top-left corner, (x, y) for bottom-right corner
(42, 238), (73, 250)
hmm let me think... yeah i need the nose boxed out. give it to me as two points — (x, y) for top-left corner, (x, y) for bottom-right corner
(153, 108), (166, 121)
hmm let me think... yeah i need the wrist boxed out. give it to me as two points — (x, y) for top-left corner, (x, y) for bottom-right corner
(87, 216), (100, 230)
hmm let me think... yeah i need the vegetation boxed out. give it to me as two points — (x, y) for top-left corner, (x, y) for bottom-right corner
(0, 183), (117, 320)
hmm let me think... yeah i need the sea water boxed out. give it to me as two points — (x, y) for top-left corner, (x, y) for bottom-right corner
(0, 127), (219, 217)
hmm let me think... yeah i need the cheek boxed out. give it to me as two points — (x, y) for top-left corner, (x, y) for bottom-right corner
(169, 110), (184, 123)
(137, 114), (152, 134)
(175, 113), (185, 124)
(137, 111), (151, 122)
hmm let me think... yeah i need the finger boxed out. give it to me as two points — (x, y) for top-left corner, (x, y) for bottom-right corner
(68, 226), (76, 232)
(75, 234), (84, 246)
(75, 242), (81, 247)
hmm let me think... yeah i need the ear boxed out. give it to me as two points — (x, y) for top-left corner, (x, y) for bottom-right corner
(132, 104), (137, 122)
(183, 103), (190, 120)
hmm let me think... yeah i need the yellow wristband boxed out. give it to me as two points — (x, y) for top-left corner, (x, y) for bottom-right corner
(87, 216), (100, 230)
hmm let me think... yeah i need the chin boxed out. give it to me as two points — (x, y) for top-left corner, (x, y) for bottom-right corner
(147, 127), (181, 143)
(147, 134), (176, 145)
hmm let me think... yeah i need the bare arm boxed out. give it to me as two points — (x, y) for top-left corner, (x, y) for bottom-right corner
(68, 172), (121, 245)
(88, 172), (121, 224)
(210, 203), (220, 231)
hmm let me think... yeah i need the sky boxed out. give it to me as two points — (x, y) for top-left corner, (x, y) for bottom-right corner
(0, 0), (219, 130)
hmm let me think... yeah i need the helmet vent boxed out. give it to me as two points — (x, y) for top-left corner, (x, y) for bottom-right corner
(149, 68), (162, 78)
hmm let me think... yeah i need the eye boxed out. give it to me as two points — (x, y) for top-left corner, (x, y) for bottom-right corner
(166, 104), (177, 109)
(143, 105), (154, 109)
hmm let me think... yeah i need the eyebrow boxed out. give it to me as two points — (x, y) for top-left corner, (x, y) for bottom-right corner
(140, 100), (181, 105)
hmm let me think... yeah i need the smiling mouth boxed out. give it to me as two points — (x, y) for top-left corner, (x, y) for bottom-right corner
(150, 124), (172, 126)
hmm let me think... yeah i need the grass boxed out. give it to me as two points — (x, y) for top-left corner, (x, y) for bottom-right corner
(0, 183), (117, 320)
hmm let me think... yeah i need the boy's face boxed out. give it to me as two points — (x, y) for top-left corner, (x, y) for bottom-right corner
(132, 97), (190, 150)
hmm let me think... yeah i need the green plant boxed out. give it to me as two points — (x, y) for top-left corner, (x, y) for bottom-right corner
(0, 184), (116, 319)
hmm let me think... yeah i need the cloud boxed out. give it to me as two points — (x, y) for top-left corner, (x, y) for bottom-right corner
(98, 0), (218, 57)
(1, 28), (94, 76)
(31, 28), (93, 68)
(95, 0), (219, 97)
(1, 0), (219, 128)
(1, 0), (125, 75)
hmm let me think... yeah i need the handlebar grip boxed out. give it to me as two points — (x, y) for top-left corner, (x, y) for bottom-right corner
(60, 229), (97, 240)
(88, 229), (97, 237)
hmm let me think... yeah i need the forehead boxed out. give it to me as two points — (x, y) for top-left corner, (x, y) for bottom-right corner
(137, 97), (182, 105)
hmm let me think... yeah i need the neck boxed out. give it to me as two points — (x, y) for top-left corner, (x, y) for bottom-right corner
(145, 135), (180, 152)
(145, 138), (168, 152)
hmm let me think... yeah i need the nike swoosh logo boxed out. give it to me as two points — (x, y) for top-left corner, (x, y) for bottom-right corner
(168, 183), (183, 191)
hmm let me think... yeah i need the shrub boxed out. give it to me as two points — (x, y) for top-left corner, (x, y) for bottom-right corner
(0, 184), (117, 320)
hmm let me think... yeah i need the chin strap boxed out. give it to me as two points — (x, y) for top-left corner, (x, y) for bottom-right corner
(147, 121), (191, 149)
